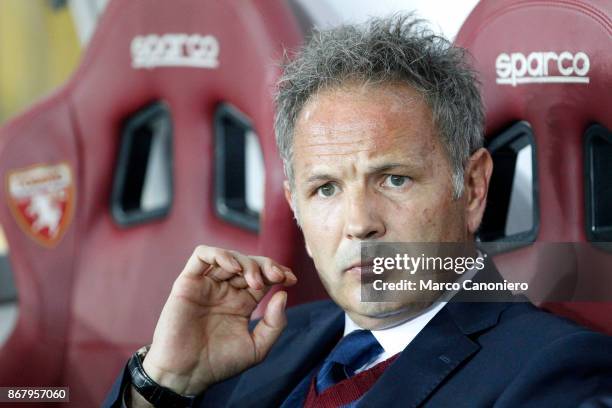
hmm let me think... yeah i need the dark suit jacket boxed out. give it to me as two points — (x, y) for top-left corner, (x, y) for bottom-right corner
(104, 298), (612, 407)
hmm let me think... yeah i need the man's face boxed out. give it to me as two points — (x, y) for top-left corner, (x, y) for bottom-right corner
(286, 82), (482, 328)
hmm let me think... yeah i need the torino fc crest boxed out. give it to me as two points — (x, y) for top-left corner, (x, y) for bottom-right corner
(6, 163), (74, 247)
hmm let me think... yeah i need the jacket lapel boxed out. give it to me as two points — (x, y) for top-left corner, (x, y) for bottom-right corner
(228, 259), (512, 407)
(359, 301), (510, 408)
(226, 302), (344, 408)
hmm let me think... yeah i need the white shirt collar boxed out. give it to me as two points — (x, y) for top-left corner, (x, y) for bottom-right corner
(344, 301), (446, 368)
(343, 261), (480, 371)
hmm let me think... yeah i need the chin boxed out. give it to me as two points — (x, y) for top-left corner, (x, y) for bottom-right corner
(326, 278), (433, 323)
(342, 300), (429, 330)
(339, 289), (436, 328)
(337, 287), (407, 316)
(352, 301), (406, 317)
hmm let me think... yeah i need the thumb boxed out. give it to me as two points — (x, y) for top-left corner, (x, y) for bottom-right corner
(251, 291), (288, 363)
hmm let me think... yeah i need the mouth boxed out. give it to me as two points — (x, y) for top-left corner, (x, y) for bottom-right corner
(344, 260), (375, 278)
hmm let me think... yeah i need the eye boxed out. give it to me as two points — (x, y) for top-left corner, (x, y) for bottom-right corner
(316, 183), (337, 198)
(383, 175), (410, 188)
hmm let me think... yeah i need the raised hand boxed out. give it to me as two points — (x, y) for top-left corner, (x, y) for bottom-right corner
(133, 245), (297, 404)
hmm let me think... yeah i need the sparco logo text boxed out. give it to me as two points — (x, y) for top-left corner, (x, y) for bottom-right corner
(131, 34), (219, 69)
(495, 51), (590, 86)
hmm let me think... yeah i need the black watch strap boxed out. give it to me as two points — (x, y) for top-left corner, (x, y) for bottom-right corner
(128, 346), (197, 408)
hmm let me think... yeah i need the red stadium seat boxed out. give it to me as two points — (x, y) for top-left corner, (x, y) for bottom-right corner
(0, 0), (327, 405)
(456, 0), (612, 334)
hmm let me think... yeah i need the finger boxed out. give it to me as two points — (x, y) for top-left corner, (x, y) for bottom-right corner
(181, 246), (215, 278)
(273, 264), (298, 286)
(231, 252), (265, 290)
(206, 251), (244, 281)
(277, 264), (292, 274)
(228, 274), (248, 289)
(250, 257), (287, 285)
(282, 270), (298, 287)
(215, 251), (243, 273)
(251, 291), (288, 363)
(181, 246), (241, 279)
(250, 257), (299, 288)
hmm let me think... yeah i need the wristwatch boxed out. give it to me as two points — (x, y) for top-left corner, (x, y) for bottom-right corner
(127, 345), (197, 408)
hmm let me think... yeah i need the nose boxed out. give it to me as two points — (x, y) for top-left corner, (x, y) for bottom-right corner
(343, 188), (386, 240)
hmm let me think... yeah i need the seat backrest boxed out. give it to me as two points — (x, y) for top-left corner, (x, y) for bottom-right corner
(0, 0), (328, 405)
(456, 0), (612, 334)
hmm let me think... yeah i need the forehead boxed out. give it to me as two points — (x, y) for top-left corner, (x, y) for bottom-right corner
(293, 82), (439, 162)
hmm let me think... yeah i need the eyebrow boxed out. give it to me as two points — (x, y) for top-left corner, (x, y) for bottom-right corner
(303, 162), (419, 185)
(366, 162), (414, 173)
(305, 174), (337, 184)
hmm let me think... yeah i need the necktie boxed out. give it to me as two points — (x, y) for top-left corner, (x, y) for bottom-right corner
(316, 329), (383, 394)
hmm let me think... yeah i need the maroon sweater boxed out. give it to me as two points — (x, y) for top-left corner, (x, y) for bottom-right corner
(303, 355), (399, 408)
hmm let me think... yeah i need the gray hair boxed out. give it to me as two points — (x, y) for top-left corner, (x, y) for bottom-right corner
(274, 14), (484, 199)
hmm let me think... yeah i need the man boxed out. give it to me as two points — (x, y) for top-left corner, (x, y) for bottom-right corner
(104, 16), (612, 407)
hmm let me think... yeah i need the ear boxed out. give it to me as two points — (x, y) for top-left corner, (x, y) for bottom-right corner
(464, 147), (493, 235)
(283, 180), (294, 213)
(304, 240), (313, 258)
(283, 180), (312, 257)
